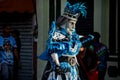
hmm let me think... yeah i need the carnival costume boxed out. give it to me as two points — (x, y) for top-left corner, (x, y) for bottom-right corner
(39, 1), (88, 80)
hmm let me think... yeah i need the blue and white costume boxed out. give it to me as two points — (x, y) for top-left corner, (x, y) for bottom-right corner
(39, 1), (87, 80)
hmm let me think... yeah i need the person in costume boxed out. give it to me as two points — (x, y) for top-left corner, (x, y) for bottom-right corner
(39, 1), (88, 80)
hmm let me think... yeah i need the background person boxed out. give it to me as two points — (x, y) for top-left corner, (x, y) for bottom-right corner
(0, 24), (19, 80)
(91, 32), (109, 80)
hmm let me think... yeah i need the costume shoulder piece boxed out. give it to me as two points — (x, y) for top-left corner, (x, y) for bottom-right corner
(52, 31), (66, 41)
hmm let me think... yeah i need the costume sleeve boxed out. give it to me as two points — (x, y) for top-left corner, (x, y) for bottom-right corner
(80, 34), (94, 47)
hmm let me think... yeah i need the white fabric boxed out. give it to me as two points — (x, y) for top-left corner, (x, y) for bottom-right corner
(51, 53), (60, 66)
(53, 32), (65, 40)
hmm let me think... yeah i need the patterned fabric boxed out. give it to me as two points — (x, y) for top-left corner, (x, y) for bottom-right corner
(39, 1), (88, 80)
(39, 21), (82, 80)
(63, 1), (87, 19)
(0, 35), (17, 65)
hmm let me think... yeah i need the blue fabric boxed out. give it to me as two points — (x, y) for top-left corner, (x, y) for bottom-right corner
(39, 27), (82, 61)
(38, 21), (82, 80)
(64, 1), (87, 17)
(0, 36), (17, 65)
(38, 50), (50, 60)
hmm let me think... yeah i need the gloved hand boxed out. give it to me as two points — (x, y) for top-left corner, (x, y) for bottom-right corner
(55, 62), (71, 74)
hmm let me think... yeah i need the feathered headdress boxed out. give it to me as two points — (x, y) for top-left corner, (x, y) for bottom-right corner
(62, 1), (87, 20)
(56, 1), (87, 25)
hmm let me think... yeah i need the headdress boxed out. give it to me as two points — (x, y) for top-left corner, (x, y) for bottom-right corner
(62, 1), (87, 20)
(56, 1), (87, 25)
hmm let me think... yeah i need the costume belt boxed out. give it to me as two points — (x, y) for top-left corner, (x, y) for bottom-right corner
(59, 56), (77, 66)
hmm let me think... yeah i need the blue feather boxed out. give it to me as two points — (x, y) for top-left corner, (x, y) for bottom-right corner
(64, 1), (87, 18)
